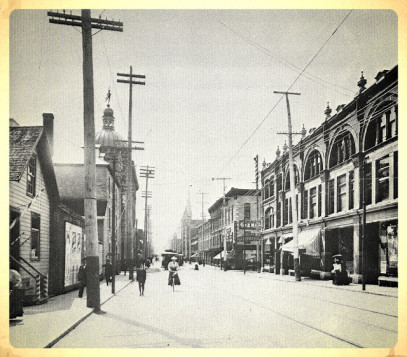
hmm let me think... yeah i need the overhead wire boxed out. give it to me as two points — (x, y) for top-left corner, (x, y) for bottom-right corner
(217, 10), (353, 176)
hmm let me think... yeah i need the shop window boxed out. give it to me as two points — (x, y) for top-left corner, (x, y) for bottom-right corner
(394, 152), (398, 199)
(270, 178), (275, 198)
(328, 179), (335, 214)
(277, 174), (283, 192)
(365, 103), (398, 150)
(285, 166), (300, 191)
(310, 187), (317, 219)
(31, 212), (40, 260)
(349, 171), (354, 209)
(303, 189), (308, 219)
(264, 179), (270, 199)
(305, 150), (323, 181)
(364, 163), (372, 205)
(265, 207), (274, 230)
(27, 156), (37, 197)
(276, 202), (281, 228)
(283, 198), (288, 226)
(337, 174), (346, 212)
(376, 156), (390, 202)
(318, 184), (322, 217)
(329, 132), (355, 168)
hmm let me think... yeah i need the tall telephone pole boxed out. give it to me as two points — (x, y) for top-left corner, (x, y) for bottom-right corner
(141, 191), (152, 260)
(197, 192), (208, 263)
(117, 67), (145, 280)
(212, 177), (231, 271)
(140, 166), (155, 259)
(274, 90), (301, 282)
(48, 10), (123, 311)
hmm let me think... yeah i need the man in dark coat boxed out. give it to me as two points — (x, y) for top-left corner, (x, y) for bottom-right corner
(77, 258), (87, 298)
(136, 265), (147, 296)
(103, 259), (113, 286)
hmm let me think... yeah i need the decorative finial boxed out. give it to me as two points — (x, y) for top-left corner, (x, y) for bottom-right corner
(105, 88), (111, 105)
(358, 71), (367, 93)
(324, 102), (332, 120)
(301, 124), (306, 138)
(276, 146), (281, 158)
(262, 158), (267, 168)
(283, 141), (288, 153)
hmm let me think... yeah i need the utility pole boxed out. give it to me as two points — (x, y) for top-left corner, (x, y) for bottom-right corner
(212, 177), (231, 271)
(48, 10), (123, 311)
(117, 67), (145, 280)
(142, 191), (152, 260)
(140, 166), (155, 259)
(197, 192), (208, 263)
(254, 155), (261, 273)
(275, 90), (301, 282)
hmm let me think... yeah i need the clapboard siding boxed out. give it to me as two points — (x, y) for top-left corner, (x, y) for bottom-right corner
(9, 150), (51, 285)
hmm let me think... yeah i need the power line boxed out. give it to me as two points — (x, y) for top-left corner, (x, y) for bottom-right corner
(211, 13), (355, 97)
(217, 10), (353, 175)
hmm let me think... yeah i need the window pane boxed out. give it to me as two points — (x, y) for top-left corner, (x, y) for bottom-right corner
(365, 163), (372, 205)
(329, 179), (335, 214)
(376, 156), (389, 202)
(310, 187), (317, 219)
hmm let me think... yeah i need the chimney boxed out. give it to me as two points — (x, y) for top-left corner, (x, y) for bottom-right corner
(42, 113), (54, 157)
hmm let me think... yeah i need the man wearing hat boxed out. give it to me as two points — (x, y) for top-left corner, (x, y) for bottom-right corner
(102, 258), (113, 286)
(168, 256), (181, 286)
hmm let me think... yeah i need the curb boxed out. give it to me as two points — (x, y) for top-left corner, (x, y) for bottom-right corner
(44, 278), (135, 348)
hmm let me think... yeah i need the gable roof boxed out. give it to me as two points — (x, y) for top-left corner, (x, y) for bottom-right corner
(9, 126), (43, 181)
(9, 125), (60, 202)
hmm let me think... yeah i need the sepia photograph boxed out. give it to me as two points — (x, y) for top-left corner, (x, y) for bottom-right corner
(5, 4), (403, 354)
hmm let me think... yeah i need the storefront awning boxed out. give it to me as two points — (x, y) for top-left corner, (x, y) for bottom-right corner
(281, 228), (321, 256)
(278, 233), (293, 244)
(190, 253), (199, 258)
(213, 251), (226, 260)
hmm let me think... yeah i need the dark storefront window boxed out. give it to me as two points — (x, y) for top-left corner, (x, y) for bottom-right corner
(303, 189), (308, 219)
(337, 174), (346, 212)
(349, 171), (354, 209)
(318, 184), (322, 217)
(283, 198), (288, 226)
(376, 156), (390, 202)
(310, 187), (317, 219)
(364, 162), (372, 205)
(244, 203), (251, 220)
(328, 179), (335, 214)
(276, 202), (281, 228)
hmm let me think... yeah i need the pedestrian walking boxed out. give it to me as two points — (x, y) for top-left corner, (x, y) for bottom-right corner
(103, 259), (113, 286)
(77, 258), (87, 298)
(136, 265), (147, 296)
(122, 259), (128, 276)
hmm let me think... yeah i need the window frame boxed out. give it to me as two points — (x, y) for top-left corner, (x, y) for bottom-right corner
(30, 212), (41, 261)
(26, 155), (37, 197)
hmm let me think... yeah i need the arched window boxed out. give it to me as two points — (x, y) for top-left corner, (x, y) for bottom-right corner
(285, 165), (299, 191)
(264, 207), (274, 230)
(304, 150), (323, 181)
(365, 103), (398, 151)
(329, 131), (355, 168)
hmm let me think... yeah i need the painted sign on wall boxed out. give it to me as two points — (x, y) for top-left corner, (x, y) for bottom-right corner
(64, 222), (83, 287)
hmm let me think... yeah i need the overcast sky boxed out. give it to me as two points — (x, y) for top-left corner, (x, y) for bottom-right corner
(9, 9), (397, 252)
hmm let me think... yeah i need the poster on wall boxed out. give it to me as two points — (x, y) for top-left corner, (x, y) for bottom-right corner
(64, 222), (83, 287)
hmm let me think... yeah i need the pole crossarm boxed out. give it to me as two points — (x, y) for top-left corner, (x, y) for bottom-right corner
(48, 11), (123, 32)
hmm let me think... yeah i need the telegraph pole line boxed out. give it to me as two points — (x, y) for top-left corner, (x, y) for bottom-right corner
(141, 191), (152, 260)
(48, 9), (123, 312)
(274, 90), (301, 282)
(140, 166), (155, 260)
(117, 66), (145, 280)
(212, 177), (231, 271)
(254, 155), (261, 272)
(197, 192), (208, 263)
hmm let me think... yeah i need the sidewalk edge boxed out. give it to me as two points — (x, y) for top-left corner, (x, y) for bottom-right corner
(44, 278), (135, 348)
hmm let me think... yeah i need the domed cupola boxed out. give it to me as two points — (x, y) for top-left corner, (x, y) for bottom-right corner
(95, 90), (126, 148)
